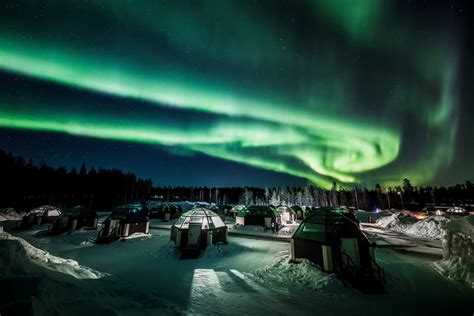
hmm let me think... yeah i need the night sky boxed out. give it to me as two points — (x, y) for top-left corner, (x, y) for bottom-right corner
(0, 0), (472, 188)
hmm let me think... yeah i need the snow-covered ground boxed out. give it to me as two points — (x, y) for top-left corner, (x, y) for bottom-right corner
(1, 220), (473, 315)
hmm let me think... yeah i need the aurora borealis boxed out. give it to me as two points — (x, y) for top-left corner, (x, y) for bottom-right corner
(0, 1), (472, 187)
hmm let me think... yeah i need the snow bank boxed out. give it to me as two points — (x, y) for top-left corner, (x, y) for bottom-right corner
(0, 231), (108, 279)
(375, 212), (448, 240)
(232, 224), (265, 232)
(375, 212), (417, 229)
(123, 232), (152, 240)
(405, 216), (449, 240)
(252, 255), (343, 292)
(435, 215), (474, 288)
(0, 208), (25, 221)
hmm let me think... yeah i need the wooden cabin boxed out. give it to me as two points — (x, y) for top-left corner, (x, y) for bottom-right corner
(18, 205), (62, 229)
(291, 208), (385, 293)
(170, 208), (227, 250)
(97, 204), (149, 243)
(49, 206), (98, 234)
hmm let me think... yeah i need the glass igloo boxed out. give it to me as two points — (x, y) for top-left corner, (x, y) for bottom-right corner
(171, 208), (227, 249)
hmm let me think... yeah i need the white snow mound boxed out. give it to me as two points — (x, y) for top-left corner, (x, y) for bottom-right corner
(253, 255), (343, 292)
(0, 208), (25, 221)
(0, 231), (108, 279)
(376, 212), (448, 240)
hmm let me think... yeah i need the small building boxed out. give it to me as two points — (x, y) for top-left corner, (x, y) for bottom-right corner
(236, 205), (278, 228)
(18, 205), (62, 229)
(291, 205), (304, 221)
(49, 206), (98, 234)
(170, 208), (227, 249)
(97, 204), (149, 243)
(277, 205), (296, 224)
(291, 208), (385, 293)
(150, 203), (183, 221)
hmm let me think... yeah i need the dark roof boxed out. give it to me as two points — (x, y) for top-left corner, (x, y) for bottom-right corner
(151, 203), (182, 213)
(290, 205), (303, 213)
(293, 208), (367, 243)
(108, 205), (148, 223)
(64, 206), (97, 219)
(237, 205), (277, 217)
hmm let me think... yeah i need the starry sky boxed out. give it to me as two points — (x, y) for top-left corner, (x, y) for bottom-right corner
(0, 0), (472, 188)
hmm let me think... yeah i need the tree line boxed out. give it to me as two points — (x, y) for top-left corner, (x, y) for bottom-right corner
(0, 149), (153, 211)
(1, 149), (473, 212)
(151, 178), (474, 211)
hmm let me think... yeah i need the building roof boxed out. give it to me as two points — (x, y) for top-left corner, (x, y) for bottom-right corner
(64, 206), (97, 219)
(107, 204), (148, 223)
(293, 208), (368, 243)
(173, 207), (225, 230)
(27, 205), (62, 217)
(152, 203), (183, 213)
(237, 205), (277, 217)
(230, 204), (246, 213)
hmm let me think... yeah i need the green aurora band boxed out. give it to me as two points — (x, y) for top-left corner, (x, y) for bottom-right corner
(0, 1), (458, 188)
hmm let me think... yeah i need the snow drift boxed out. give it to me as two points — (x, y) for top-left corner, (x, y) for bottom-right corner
(375, 212), (448, 240)
(435, 215), (474, 288)
(0, 208), (25, 221)
(0, 230), (107, 279)
(253, 255), (343, 292)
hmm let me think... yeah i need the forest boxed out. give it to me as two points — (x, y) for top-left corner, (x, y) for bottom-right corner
(1, 149), (473, 211)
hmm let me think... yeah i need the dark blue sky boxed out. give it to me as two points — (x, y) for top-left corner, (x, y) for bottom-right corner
(0, 0), (472, 188)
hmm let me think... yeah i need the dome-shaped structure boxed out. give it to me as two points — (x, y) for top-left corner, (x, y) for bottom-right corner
(291, 208), (385, 293)
(18, 205), (62, 229)
(236, 205), (277, 228)
(97, 204), (149, 243)
(150, 203), (183, 221)
(50, 206), (98, 234)
(171, 208), (227, 249)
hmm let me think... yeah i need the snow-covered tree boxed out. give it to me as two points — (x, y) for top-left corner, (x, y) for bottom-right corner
(302, 186), (314, 206)
(269, 189), (280, 206)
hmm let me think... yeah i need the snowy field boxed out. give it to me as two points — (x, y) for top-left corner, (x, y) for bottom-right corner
(0, 219), (473, 315)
